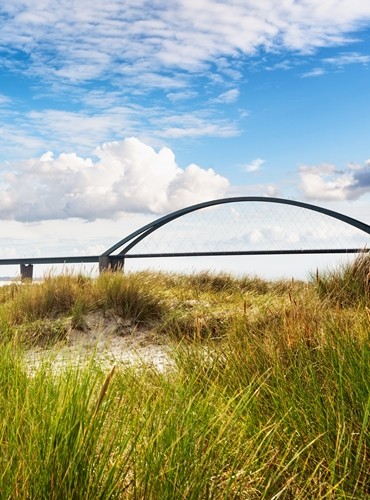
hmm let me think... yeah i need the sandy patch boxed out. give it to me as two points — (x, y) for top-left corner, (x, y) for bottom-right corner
(26, 312), (174, 373)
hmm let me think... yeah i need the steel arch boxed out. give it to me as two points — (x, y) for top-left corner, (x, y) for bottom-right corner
(102, 196), (370, 258)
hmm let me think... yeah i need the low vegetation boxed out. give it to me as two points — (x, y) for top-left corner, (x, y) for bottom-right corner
(0, 256), (369, 498)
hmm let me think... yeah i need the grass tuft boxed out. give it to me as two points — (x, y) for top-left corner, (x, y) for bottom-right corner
(313, 252), (370, 307)
(96, 271), (164, 324)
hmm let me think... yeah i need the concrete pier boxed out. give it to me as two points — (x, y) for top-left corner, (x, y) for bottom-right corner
(20, 263), (33, 282)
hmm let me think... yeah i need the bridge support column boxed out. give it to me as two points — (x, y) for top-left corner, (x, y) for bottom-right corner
(99, 256), (112, 273)
(20, 264), (33, 282)
(99, 256), (125, 273)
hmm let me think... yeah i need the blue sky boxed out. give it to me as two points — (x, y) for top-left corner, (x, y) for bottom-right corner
(1, 0), (370, 278)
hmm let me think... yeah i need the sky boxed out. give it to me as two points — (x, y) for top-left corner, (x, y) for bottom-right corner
(1, 0), (370, 279)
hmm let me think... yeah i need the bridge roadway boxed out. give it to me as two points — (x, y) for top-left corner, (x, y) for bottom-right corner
(1, 247), (367, 267)
(0, 248), (368, 281)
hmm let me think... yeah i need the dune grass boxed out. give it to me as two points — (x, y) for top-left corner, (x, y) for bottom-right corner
(0, 257), (369, 498)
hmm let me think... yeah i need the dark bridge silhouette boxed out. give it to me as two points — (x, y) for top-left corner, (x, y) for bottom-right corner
(1, 197), (370, 280)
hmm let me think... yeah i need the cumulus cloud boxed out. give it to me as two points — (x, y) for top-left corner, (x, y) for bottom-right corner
(299, 160), (370, 201)
(0, 137), (229, 222)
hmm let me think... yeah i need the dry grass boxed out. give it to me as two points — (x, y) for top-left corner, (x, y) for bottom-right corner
(313, 252), (370, 307)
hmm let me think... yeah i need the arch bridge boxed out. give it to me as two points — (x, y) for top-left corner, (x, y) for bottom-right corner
(1, 196), (370, 280)
(98, 196), (370, 271)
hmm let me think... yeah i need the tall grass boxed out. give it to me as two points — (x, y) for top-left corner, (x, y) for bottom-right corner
(0, 271), (164, 345)
(96, 271), (164, 324)
(313, 252), (370, 307)
(0, 350), (135, 498)
(0, 261), (369, 497)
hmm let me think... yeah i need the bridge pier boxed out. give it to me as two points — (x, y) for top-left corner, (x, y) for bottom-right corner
(99, 256), (125, 273)
(99, 256), (111, 273)
(20, 263), (33, 282)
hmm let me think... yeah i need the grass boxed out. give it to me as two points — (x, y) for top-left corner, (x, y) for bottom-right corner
(313, 251), (370, 307)
(0, 257), (369, 498)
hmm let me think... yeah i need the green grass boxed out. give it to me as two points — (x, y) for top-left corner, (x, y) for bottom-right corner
(0, 259), (369, 498)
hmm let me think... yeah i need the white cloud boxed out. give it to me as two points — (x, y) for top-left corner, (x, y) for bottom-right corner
(1, 0), (370, 89)
(227, 183), (281, 198)
(300, 51), (369, 78)
(0, 123), (46, 159)
(0, 137), (229, 222)
(213, 89), (240, 103)
(166, 91), (198, 102)
(242, 158), (265, 172)
(299, 51), (370, 78)
(324, 52), (370, 66)
(300, 67), (326, 78)
(0, 94), (11, 106)
(265, 60), (292, 71)
(0, 107), (142, 160)
(0, 103), (241, 162)
(299, 164), (352, 200)
(25, 109), (137, 150)
(154, 113), (239, 138)
(1, 1), (370, 162)
(160, 123), (238, 139)
(299, 160), (370, 201)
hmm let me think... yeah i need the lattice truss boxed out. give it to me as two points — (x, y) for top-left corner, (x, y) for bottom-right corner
(114, 202), (370, 256)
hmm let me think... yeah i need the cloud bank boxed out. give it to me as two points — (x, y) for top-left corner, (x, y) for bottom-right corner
(0, 138), (229, 222)
(299, 160), (370, 201)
